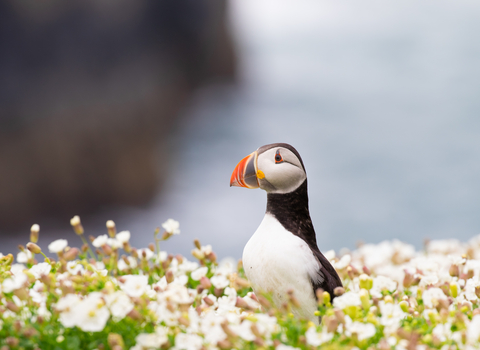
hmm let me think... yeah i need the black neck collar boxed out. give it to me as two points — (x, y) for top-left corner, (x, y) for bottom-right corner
(266, 180), (317, 248)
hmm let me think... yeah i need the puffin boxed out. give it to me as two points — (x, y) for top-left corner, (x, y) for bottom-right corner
(230, 143), (342, 323)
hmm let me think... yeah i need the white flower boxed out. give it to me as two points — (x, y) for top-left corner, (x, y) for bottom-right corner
(305, 327), (334, 346)
(107, 238), (122, 249)
(231, 320), (256, 341)
(178, 261), (199, 273)
(120, 275), (149, 297)
(216, 258), (236, 275)
(379, 301), (406, 334)
(422, 287), (448, 309)
(419, 275), (439, 287)
(29, 262), (52, 279)
(48, 239), (68, 253)
(465, 279), (480, 301)
(276, 345), (301, 350)
(136, 328), (168, 348)
(2, 272), (27, 293)
(333, 291), (361, 309)
(16, 250), (32, 263)
(370, 276), (397, 298)
(210, 275), (229, 289)
(92, 234), (109, 248)
(324, 250), (336, 261)
(348, 322), (376, 341)
(162, 219), (180, 235)
(66, 261), (84, 275)
(118, 256), (137, 271)
(116, 230), (131, 243)
(334, 254), (351, 270)
(175, 333), (203, 350)
(467, 314), (480, 344)
(105, 291), (134, 319)
(200, 312), (227, 344)
(56, 294), (82, 328)
(74, 292), (110, 332)
(137, 248), (155, 260)
(433, 322), (452, 343)
(191, 267), (208, 281)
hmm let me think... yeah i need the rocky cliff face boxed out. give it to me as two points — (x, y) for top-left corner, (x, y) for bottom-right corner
(0, 0), (236, 230)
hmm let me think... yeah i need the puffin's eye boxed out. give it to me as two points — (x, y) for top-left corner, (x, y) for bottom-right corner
(275, 150), (283, 163)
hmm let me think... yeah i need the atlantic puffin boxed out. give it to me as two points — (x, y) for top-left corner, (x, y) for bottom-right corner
(230, 143), (342, 323)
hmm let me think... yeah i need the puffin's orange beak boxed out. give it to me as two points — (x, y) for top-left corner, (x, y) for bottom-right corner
(230, 151), (259, 189)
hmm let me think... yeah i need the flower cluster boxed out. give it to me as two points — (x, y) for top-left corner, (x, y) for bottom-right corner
(1, 219), (480, 350)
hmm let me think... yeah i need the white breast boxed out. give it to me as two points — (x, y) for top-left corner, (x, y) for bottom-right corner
(242, 214), (322, 323)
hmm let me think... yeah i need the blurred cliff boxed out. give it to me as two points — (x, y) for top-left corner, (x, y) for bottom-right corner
(0, 0), (236, 230)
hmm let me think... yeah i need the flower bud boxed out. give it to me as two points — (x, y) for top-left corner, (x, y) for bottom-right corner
(166, 270), (174, 284)
(106, 220), (116, 238)
(148, 243), (155, 252)
(191, 249), (204, 260)
(200, 276), (212, 289)
(359, 273), (373, 290)
(27, 242), (42, 254)
(107, 333), (124, 349)
(399, 300), (409, 313)
(70, 215), (84, 235)
(359, 289), (371, 310)
(30, 224), (40, 243)
(323, 291), (331, 306)
(384, 295), (393, 304)
(334, 286), (345, 296)
(5, 337), (19, 347)
(334, 308), (345, 324)
(63, 247), (79, 261)
(449, 264), (459, 277)
(450, 282), (458, 298)
(194, 239), (202, 250)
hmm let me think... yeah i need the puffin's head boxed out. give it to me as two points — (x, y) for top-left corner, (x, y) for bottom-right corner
(230, 143), (306, 194)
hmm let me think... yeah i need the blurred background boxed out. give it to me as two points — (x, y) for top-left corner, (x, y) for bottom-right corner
(1, 0), (480, 259)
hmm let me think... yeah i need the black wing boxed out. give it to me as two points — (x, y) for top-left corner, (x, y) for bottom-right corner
(310, 247), (343, 301)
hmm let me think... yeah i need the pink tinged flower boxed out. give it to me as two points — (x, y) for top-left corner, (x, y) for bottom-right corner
(174, 333), (203, 350)
(48, 239), (68, 253)
(105, 291), (134, 319)
(162, 219), (180, 235)
(120, 275), (149, 297)
(29, 262), (51, 279)
(92, 234), (108, 248)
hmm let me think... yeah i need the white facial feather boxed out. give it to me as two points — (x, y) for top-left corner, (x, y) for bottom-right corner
(256, 147), (306, 194)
